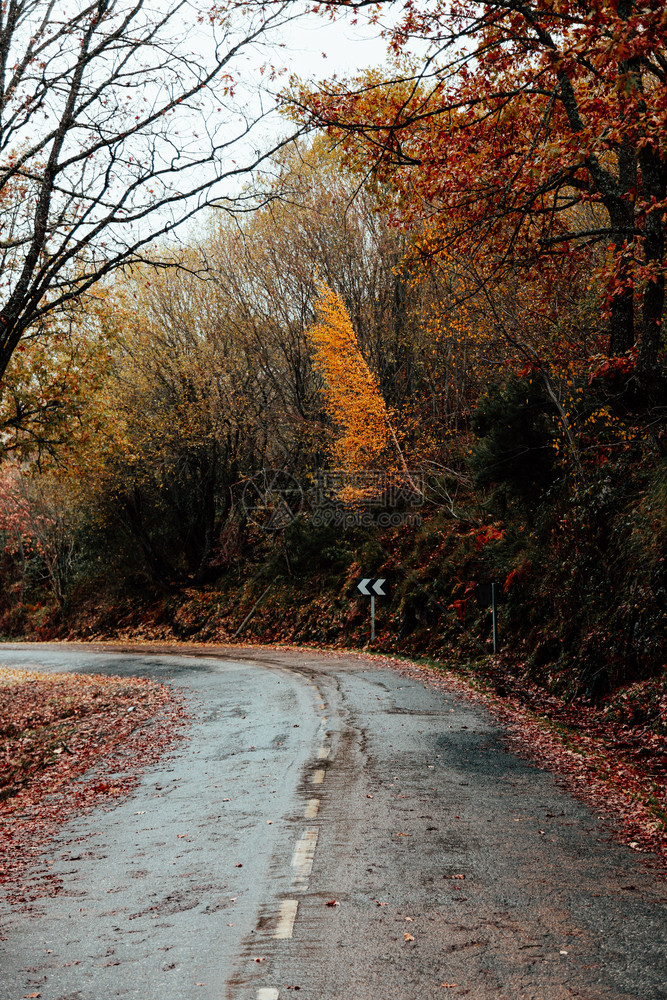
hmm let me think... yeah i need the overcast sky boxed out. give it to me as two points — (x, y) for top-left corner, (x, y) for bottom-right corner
(277, 8), (392, 79)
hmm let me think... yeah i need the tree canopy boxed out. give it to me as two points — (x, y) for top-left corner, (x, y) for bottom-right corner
(0, 0), (300, 381)
(290, 0), (667, 393)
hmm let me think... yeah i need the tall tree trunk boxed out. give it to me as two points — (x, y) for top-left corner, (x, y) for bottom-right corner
(607, 133), (637, 357)
(637, 145), (666, 382)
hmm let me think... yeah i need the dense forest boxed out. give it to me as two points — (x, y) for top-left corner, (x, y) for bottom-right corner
(0, 1), (665, 724)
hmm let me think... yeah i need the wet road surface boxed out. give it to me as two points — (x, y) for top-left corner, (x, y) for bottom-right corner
(0, 644), (665, 1000)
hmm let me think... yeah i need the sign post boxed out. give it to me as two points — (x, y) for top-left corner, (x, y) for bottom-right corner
(491, 582), (498, 654)
(357, 577), (390, 641)
(475, 582), (504, 654)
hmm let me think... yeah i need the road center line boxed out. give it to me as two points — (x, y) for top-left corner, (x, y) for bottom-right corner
(292, 826), (319, 886)
(312, 768), (325, 785)
(317, 746), (330, 759)
(274, 899), (298, 939)
(304, 797), (320, 818)
(257, 989), (279, 1000)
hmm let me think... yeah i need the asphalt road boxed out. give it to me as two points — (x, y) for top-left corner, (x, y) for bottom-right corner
(0, 644), (665, 1000)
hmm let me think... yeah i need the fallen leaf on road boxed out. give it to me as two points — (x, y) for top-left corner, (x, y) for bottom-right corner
(326, 899), (340, 906)
(395, 832), (411, 837)
(441, 983), (458, 988)
(404, 932), (415, 941)
(405, 916), (413, 921)
(375, 900), (387, 906)
(24, 993), (40, 998)
(452, 874), (465, 880)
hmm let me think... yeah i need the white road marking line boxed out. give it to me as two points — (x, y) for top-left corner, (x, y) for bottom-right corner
(292, 826), (319, 887)
(274, 899), (298, 939)
(257, 989), (279, 1000)
(304, 797), (320, 818)
(312, 769), (325, 784)
(321, 716), (328, 725)
(317, 747), (330, 760)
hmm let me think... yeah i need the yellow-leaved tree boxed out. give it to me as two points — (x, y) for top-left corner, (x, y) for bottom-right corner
(308, 283), (388, 471)
(307, 283), (419, 502)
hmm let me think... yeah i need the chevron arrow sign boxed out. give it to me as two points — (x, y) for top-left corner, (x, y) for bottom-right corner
(357, 577), (389, 598)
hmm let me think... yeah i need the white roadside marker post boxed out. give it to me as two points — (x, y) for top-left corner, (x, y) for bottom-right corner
(475, 582), (504, 653)
(491, 582), (498, 654)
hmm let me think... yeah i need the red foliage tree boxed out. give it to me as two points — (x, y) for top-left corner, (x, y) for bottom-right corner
(290, 1), (667, 393)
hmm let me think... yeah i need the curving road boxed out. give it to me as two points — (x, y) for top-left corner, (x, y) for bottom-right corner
(0, 644), (665, 1000)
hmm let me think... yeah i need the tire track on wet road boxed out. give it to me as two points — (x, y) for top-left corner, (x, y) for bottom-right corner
(0, 645), (664, 1000)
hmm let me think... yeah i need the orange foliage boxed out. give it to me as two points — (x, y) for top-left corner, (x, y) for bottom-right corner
(307, 283), (390, 474)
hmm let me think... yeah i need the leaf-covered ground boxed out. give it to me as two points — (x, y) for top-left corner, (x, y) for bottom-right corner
(0, 666), (186, 901)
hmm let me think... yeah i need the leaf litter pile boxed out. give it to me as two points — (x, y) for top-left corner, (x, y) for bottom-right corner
(0, 665), (186, 900)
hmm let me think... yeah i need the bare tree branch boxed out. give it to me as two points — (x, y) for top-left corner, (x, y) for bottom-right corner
(0, 0), (304, 381)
